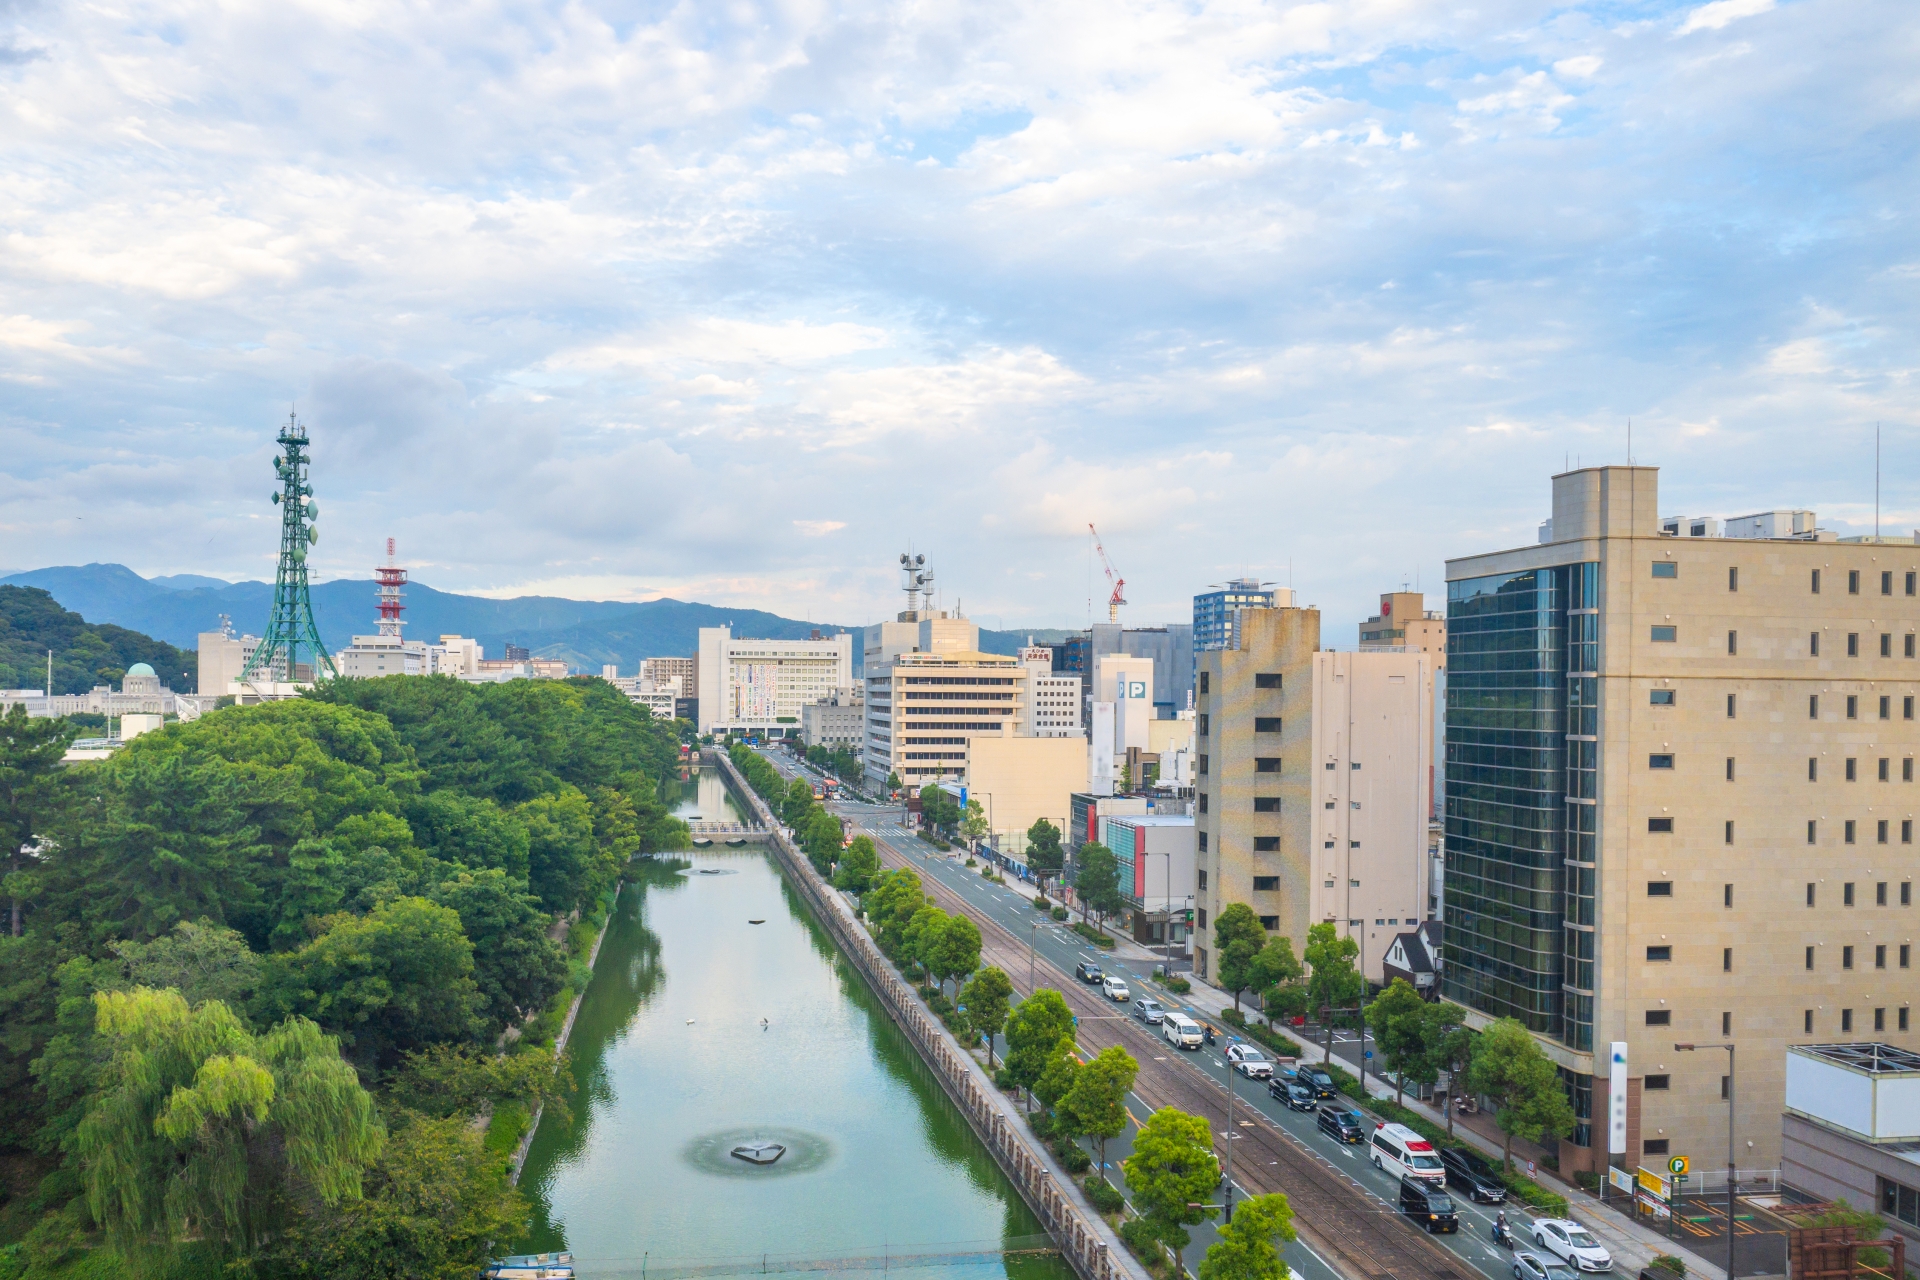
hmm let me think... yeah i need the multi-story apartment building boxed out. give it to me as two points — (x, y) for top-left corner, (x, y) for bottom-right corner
(1019, 645), (1084, 737)
(1193, 580), (1290, 658)
(802, 688), (865, 754)
(641, 656), (696, 698)
(1359, 591), (1447, 668)
(1194, 604), (1436, 983)
(695, 626), (853, 738)
(863, 647), (1029, 786)
(1443, 464), (1920, 1175)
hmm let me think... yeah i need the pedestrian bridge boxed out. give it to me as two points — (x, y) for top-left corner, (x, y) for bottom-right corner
(686, 820), (771, 842)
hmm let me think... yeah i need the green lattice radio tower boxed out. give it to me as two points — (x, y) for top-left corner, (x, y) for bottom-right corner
(240, 412), (336, 684)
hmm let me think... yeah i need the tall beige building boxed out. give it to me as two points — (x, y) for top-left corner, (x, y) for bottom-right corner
(1444, 465), (1920, 1175)
(1360, 591), (1447, 669)
(1194, 607), (1439, 983)
(864, 610), (1032, 787)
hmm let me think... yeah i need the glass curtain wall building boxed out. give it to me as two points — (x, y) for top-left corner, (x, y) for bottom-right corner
(1443, 562), (1599, 1060)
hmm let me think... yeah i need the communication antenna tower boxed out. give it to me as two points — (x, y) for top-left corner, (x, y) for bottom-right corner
(376, 537), (407, 637)
(898, 552), (926, 614)
(1088, 523), (1126, 624)
(240, 412), (336, 683)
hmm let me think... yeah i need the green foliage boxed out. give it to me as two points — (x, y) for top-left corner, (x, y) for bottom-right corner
(1003, 988), (1075, 1100)
(1073, 843), (1123, 925)
(783, 777), (817, 829)
(1025, 818), (1064, 887)
(1466, 1017), (1577, 1170)
(1084, 1175), (1126, 1214)
(1199, 1192), (1295, 1280)
(833, 835), (880, 895)
(0, 703), (79, 938)
(960, 799), (989, 844)
(922, 913), (981, 998)
(1365, 979), (1432, 1105)
(257, 897), (484, 1075)
(515, 788), (607, 916)
(263, 1111), (529, 1280)
(77, 987), (384, 1268)
(427, 870), (567, 1036)
(1303, 922), (1363, 1024)
(0, 586), (194, 696)
(386, 1044), (572, 1124)
(863, 868), (930, 957)
(803, 811), (843, 877)
(917, 785), (961, 833)
(1062, 1045), (1138, 1174)
(1247, 937), (1302, 1016)
(109, 921), (261, 1014)
(1123, 1107), (1220, 1272)
(728, 743), (784, 803)
(885, 771), (902, 792)
(1212, 904), (1274, 1013)
(1033, 1035), (1080, 1113)
(1069, 921), (1115, 949)
(959, 967), (1013, 1067)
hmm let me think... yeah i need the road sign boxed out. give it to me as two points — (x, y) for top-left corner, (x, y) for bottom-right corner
(1668, 1156), (1690, 1176)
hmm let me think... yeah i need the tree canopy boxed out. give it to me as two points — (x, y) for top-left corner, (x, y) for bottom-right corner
(1466, 1016), (1576, 1169)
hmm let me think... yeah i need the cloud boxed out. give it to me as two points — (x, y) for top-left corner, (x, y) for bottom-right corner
(793, 520), (847, 536)
(1678, 0), (1776, 35)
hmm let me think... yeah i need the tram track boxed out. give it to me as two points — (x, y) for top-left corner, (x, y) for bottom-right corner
(859, 827), (1478, 1280)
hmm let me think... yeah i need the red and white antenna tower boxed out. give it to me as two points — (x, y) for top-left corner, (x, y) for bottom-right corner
(1088, 523), (1126, 623)
(375, 537), (407, 637)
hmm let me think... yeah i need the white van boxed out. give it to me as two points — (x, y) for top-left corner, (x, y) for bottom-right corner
(1162, 1013), (1203, 1049)
(1369, 1122), (1446, 1185)
(1101, 974), (1131, 1002)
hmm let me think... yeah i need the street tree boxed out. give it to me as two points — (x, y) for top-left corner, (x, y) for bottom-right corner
(1430, 1011), (1476, 1137)
(925, 913), (982, 999)
(886, 771), (902, 794)
(804, 811), (843, 876)
(1033, 1034), (1081, 1115)
(961, 799), (989, 846)
(1366, 978), (1430, 1107)
(1198, 1192), (1295, 1280)
(1025, 818), (1064, 892)
(1212, 904), (1266, 1010)
(1466, 1016), (1576, 1170)
(1123, 1106), (1220, 1277)
(77, 987), (385, 1267)
(783, 777), (817, 828)
(1003, 988), (1075, 1105)
(960, 966), (1013, 1066)
(1303, 922), (1363, 1050)
(1063, 1044), (1138, 1177)
(1074, 843), (1124, 931)
(906, 904), (951, 988)
(1247, 937), (1303, 1026)
(0, 703), (78, 936)
(833, 835), (881, 895)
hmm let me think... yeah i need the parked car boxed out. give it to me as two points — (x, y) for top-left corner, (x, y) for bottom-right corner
(1101, 975), (1131, 1002)
(1162, 1013), (1203, 1049)
(1439, 1145), (1508, 1202)
(1075, 960), (1104, 983)
(1316, 1106), (1366, 1144)
(1224, 1044), (1273, 1079)
(1131, 997), (1166, 1024)
(1514, 1253), (1581, 1280)
(1268, 1079), (1317, 1111)
(1531, 1219), (1612, 1272)
(1398, 1175), (1459, 1233)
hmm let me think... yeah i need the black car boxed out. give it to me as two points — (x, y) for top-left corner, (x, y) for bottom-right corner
(1398, 1175), (1459, 1233)
(1439, 1145), (1508, 1203)
(1074, 961), (1104, 983)
(1316, 1106), (1365, 1144)
(1293, 1066), (1336, 1099)
(1267, 1079), (1317, 1111)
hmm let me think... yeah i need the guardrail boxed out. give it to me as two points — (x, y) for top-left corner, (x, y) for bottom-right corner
(708, 750), (1144, 1280)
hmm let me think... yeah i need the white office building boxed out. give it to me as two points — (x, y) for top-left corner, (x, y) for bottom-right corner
(697, 627), (854, 738)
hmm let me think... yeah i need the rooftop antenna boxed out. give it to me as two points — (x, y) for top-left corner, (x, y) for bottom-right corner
(1875, 422), (1881, 540)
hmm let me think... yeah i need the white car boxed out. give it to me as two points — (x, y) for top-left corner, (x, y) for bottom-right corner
(1531, 1219), (1612, 1273)
(1225, 1044), (1273, 1079)
(1101, 975), (1131, 1002)
(1162, 1013), (1203, 1049)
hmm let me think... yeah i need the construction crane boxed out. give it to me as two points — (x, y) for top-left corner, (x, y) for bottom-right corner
(1089, 522), (1126, 623)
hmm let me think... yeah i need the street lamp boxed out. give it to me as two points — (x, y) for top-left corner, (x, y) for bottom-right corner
(1675, 1042), (1737, 1280)
(1029, 918), (1039, 993)
(1221, 1049), (1238, 1223)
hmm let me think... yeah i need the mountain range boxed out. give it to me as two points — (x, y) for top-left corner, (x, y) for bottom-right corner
(0, 564), (1079, 676)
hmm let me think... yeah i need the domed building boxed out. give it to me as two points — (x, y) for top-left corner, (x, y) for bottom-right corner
(122, 662), (162, 697)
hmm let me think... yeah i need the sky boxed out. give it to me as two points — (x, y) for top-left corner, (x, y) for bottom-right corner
(1, 0), (1915, 644)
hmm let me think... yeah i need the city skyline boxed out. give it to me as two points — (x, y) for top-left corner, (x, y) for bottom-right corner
(2, 0), (1914, 638)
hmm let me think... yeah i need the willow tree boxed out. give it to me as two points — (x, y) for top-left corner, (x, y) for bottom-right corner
(78, 987), (384, 1269)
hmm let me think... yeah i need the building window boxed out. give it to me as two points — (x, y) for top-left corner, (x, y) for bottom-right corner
(1846, 820), (1857, 844)
(1198, 793), (1208, 813)
(1644, 1139), (1671, 1156)
(1647, 945), (1672, 962)
(1725, 820), (1735, 844)
(1644, 1074), (1670, 1090)
(1844, 945), (1855, 968)
(1258, 915), (1279, 930)
(1850, 569), (1862, 594)
(1849, 633), (1861, 657)
(1651, 689), (1676, 705)
(1813, 569), (1823, 594)
(1809, 820), (1818, 843)
(1810, 757), (1820, 781)
(1198, 714), (1209, 737)
(1199, 672), (1209, 695)
(1846, 882), (1856, 906)
(1648, 881), (1674, 896)
(1199, 832), (1208, 852)
(1882, 758), (1892, 781)
(1885, 635), (1895, 659)
(1651, 625), (1677, 643)
(1877, 944), (1888, 969)
(1847, 757), (1858, 781)
(1730, 566), (1739, 592)
(1723, 1011), (1732, 1036)
(1645, 1010), (1672, 1026)
(1806, 945), (1816, 969)
(1723, 947), (1733, 971)
(1726, 758), (1736, 781)
(1253, 797), (1280, 812)
(1255, 673), (1282, 689)
(1727, 693), (1736, 718)
(1848, 695), (1859, 719)
(1198, 908), (1207, 929)
(1254, 717), (1282, 733)
(1648, 817), (1674, 833)
(1652, 561), (1678, 579)
(1252, 875), (1279, 890)
(1881, 820), (1891, 844)
(1255, 757), (1281, 773)
(1808, 883), (1817, 906)
(1197, 869), (1208, 889)
(1728, 631), (1739, 655)
(1199, 754), (1209, 775)
(1884, 696), (1894, 720)
(1724, 883), (1734, 907)
(1843, 1008), (1854, 1032)
(1253, 837), (1279, 852)
(1650, 754), (1674, 769)
(1806, 1009), (1816, 1033)
(1812, 633), (1822, 658)
(1811, 694), (1820, 718)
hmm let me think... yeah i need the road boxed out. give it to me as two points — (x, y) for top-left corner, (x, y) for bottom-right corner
(753, 750), (1548, 1280)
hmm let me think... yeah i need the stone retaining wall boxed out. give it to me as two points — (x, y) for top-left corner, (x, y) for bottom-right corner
(710, 750), (1147, 1280)
(509, 882), (620, 1182)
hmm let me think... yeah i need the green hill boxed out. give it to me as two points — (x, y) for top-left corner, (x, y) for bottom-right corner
(0, 585), (196, 694)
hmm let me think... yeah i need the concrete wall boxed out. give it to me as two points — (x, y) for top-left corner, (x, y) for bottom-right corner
(967, 736), (1085, 843)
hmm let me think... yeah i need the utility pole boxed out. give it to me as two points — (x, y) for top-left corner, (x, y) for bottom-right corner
(1676, 1042), (1738, 1280)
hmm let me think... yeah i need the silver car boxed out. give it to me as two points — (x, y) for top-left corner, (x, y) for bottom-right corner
(1131, 997), (1166, 1024)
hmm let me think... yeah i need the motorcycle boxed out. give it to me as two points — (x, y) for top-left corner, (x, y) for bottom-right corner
(1202, 1024), (1218, 1047)
(1491, 1218), (1515, 1249)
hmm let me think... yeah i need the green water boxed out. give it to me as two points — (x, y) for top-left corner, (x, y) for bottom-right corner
(665, 766), (749, 823)
(515, 851), (1071, 1280)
